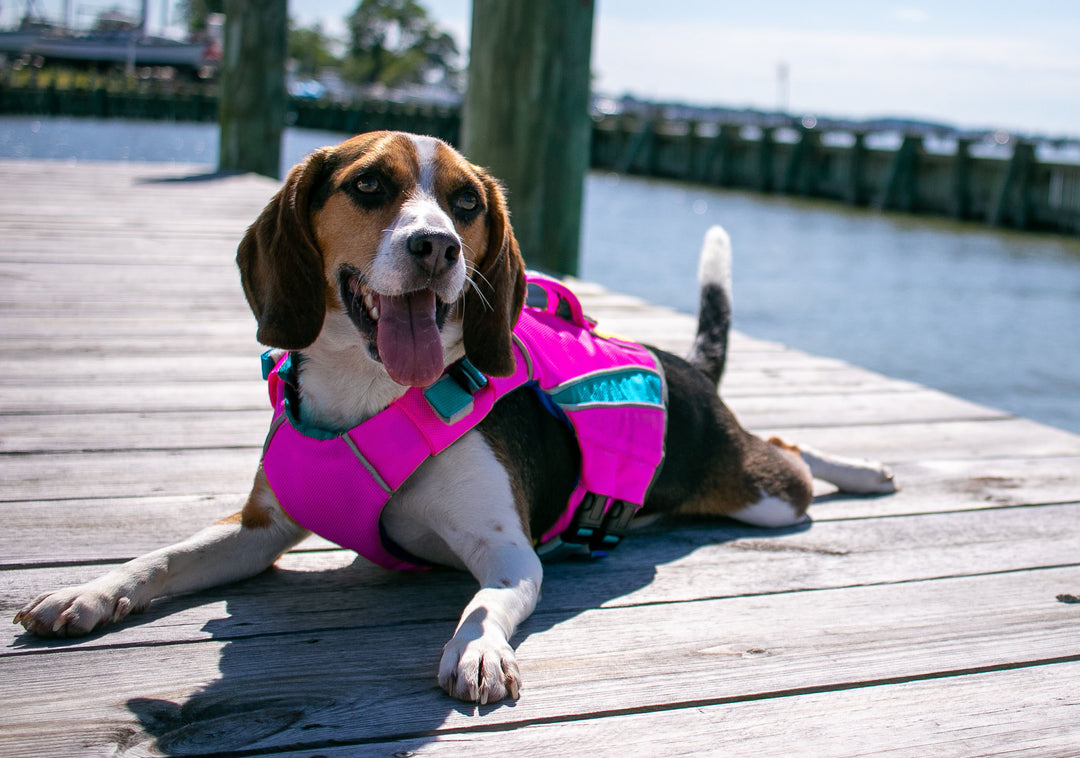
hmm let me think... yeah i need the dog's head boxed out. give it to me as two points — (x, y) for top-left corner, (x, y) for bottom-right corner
(236, 131), (526, 387)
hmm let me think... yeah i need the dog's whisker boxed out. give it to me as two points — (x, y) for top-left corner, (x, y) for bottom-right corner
(464, 276), (493, 312)
(463, 263), (496, 312)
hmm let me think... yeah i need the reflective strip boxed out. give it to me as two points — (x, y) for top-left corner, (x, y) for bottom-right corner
(261, 413), (287, 459)
(549, 366), (664, 410)
(342, 432), (392, 494)
(511, 334), (535, 381)
(642, 347), (669, 503)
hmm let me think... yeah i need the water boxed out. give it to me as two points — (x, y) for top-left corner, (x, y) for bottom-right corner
(0, 115), (342, 177)
(581, 173), (1080, 434)
(4, 116), (1080, 434)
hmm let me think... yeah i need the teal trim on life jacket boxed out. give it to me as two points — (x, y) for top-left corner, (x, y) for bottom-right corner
(549, 367), (664, 410)
(261, 350), (279, 381)
(423, 358), (489, 422)
(262, 350), (342, 441)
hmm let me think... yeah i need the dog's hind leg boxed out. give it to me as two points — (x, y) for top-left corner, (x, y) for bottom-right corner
(770, 437), (897, 494)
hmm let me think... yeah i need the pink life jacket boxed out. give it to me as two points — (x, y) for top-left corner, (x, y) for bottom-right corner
(260, 273), (668, 571)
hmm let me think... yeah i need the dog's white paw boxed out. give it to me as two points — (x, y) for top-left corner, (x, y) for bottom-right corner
(800, 446), (898, 494)
(14, 584), (136, 638)
(844, 462), (897, 494)
(823, 458), (897, 494)
(439, 631), (522, 704)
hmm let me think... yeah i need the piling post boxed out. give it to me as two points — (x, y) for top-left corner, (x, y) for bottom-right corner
(218, 0), (287, 178)
(989, 140), (1036, 229)
(462, 0), (595, 276)
(880, 134), (921, 213)
(845, 131), (866, 206)
(682, 121), (704, 181)
(756, 127), (775, 192)
(783, 125), (820, 196)
(721, 124), (743, 187)
(951, 138), (972, 220)
(695, 124), (720, 184)
(617, 117), (657, 175)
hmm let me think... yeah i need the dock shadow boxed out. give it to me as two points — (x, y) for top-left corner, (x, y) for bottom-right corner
(136, 170), (245, 185)
(101, 517), (811, 755)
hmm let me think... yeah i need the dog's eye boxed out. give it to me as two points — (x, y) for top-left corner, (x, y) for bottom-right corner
(454, 191), (479, 212)
(356, 175), (382, 194)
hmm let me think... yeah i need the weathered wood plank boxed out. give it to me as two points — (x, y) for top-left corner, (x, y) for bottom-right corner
(0, 349), (871, 386)
(0, 370), (919, 415)
(0, 262), (243, 305)
(758, 416), (1080, 463)
(0, 381), (266, 415)
(0, 388), (1008, 454)
(4, 503), (1077, 643)
(809, 454), (1080, 517)
(2, 569), (1077, 756)
(0, 361), (925, 411)
(0, 448), (262, 501)
(0, 316), (251, 341)
(2, 455), (1079, 567)
(274, 662), (1080, 758)
(0, 355), (259, 385)
(6, 417), (1080, 503)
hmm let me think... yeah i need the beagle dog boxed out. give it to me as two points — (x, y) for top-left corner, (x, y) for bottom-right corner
(15, 131), (895, 703)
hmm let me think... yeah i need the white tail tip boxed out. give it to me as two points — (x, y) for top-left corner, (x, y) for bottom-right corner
(698, 225), (732, 296)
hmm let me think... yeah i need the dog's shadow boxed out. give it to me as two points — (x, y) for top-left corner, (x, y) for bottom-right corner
(109, 516), (810, 755)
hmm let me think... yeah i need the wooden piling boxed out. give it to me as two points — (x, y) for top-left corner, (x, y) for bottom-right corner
(462, 0), (595, 276)
(218, 0), (287, 178)
(757, 127), (776, 193)
(783, 126), (821, 196)
(990, 141), (1036, 229)
(951, 138), (973, 220)
(846, 131), (867, 206)
(880, 135), (921, 213)
(619, 119), (657, 175)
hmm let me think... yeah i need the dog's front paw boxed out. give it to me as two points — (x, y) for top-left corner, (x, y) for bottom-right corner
(14, 585), (136, 638)
(439, 631), (522, 704)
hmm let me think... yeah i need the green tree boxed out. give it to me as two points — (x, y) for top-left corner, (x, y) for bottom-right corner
(343, 0), (461, 88)
(289, 22), (341, 76)
(177, 0), (225, 35)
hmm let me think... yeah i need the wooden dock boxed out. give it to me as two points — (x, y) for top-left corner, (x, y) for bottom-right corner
(2, 159), (1079, 757)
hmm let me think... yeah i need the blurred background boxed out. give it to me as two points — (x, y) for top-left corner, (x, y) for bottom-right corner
(2, 0), (1079, 433)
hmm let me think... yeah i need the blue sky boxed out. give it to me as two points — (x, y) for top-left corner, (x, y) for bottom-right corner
(292, 0), (1080, 137)
(7, 1), (1079, 137)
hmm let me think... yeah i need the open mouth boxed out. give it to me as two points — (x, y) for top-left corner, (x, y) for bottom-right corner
(339, 267), (451, 387)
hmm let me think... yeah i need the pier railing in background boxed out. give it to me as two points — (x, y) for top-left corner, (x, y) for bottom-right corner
(1, 71), (1076, 235)
(0, 69), (461, 143)
(590, 116), (1080, 235)
(0, 68), (219, 122)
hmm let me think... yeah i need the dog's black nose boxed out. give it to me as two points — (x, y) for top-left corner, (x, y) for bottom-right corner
(408, 232), (460, 264)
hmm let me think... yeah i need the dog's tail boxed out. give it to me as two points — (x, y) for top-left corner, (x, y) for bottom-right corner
(688, 225), (733, 387)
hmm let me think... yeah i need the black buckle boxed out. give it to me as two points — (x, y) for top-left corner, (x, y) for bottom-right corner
(563, 493), (637, 554)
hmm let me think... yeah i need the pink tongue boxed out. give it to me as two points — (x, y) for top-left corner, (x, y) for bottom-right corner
(376, 290), (445, 387)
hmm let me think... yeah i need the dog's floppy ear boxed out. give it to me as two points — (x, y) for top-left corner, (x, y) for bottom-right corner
(462, 173), (526, 377)
(236, 149), (332, 349)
